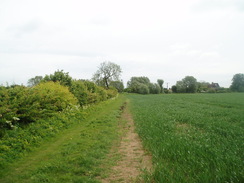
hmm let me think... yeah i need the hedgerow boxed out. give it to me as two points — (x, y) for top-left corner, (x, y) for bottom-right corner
(0, 73), (118, 137)
(0, 82), (78, 133)
(0, 72), (118, 170)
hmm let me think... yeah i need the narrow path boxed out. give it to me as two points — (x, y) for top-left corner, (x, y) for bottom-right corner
(101, 102), (152, 183)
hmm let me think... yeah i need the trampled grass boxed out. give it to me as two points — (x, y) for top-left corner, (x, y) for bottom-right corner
(128, 93), (244, 183)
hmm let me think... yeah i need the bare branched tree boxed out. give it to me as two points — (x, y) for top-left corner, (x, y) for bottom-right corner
(92, 61), (122, 88)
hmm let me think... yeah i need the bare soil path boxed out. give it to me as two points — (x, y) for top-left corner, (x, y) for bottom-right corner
(101, 101), (152, 183)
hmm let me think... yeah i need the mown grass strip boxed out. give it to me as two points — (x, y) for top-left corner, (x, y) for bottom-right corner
(128, 93), (244, 183)
(0, 95), (126, 183)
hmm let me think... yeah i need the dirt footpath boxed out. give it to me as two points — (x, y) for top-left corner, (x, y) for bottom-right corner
(101, 102), (152, 183)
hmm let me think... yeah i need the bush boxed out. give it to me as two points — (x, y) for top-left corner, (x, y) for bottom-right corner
(0, 82), (78, 130)
(32, 82), (78, 113)
(0, 86), (26, 131)
(83, 81), (100, 104)
(97, 86), (108, 101)
(107, 87), (118, 99)
(70, 80), (89, 106)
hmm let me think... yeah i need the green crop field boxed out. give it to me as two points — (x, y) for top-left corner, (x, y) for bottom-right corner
(128, 93), (244, 183)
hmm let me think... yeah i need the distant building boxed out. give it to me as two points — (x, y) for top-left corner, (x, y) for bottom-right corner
(208, 82), (220, 89)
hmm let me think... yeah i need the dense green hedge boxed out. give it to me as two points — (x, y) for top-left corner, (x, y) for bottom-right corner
(0, 79), (118, 136)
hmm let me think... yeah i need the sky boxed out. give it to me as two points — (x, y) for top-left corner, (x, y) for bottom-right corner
(0, 0), (244, 88)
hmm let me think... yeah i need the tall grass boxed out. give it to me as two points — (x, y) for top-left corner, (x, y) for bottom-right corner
(128, 93), (244, 183)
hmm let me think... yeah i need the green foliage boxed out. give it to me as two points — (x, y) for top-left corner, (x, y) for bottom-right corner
(0, 111), (82, 169)
(127, 76), (150, 88)
(127, 80), (149, 94)
(176, 76), (197, 93)
(127, 76), (160, 94)
(0, 86), (27, 131)
(43, 70), (72, 87)
(0, 82), (78, 132)
(149, 83), (160, 94)
(128, 93), (244, 182)
(0, 95), (126, 182)
(171, 85), (177, 93)
(157, 79), (164, 93)
(32, 82), (78, 113)
(27, 76), (43, 87)
(230, 73), (244, 92)
(138, 83), (150, 94)
(83, 80), (100, 104)
(106, 87), (118, 99)
(70, 80), (89, 106)
(97, 86), (108, 101)
(197, 81), (210, 92)
(110, 80), (124, 92)
(83, 80), (118, 103)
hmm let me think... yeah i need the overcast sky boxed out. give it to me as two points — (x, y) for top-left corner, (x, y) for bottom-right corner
(0, 0), (243, 88)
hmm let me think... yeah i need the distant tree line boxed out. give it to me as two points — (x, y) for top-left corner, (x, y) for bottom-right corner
(124, 76), (163, 94)
(125, 73), (244, 94)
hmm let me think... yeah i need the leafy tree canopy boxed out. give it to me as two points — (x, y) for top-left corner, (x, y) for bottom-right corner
(230, 73), (244, 92)
(110, 80), (124, 93)
(176, 76), (197, 93)
(27, 76), (43, 87)
(157, 79), (164, 93)
(126, 76), (160, 94)
(43, 70), (72, 87)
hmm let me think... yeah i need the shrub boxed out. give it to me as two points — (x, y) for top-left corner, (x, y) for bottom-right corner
(83, 81), (100, 104)
(0, 86), (26, 131)
(70, 80), (89, 106)
(0, 82), (78, 130)
(30, 82), (78, 115)
(107, 87), (118, 99)
(97, 86), (108, 101)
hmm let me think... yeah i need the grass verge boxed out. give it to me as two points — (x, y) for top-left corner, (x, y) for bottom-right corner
(0, 95), (126, 183)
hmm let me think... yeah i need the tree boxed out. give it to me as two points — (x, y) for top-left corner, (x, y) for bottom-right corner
(176, 80), (186, 93)
(176, 76), (197, 93)
(92, 61), (122, 88)
(157, 79), (164, 93)
(126, 76), (160, 94)
(110, 80), (124, 92)
(43, 70), (72, 87)
(230, 73), (244, 92)
(197, 81), (210, 93)
(172, 85), (177, 93)
(127, 76), (150, 94)
(149, 83), (160, 94)
(127, 76), (150, 88)
(27, 76), (43, 87)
